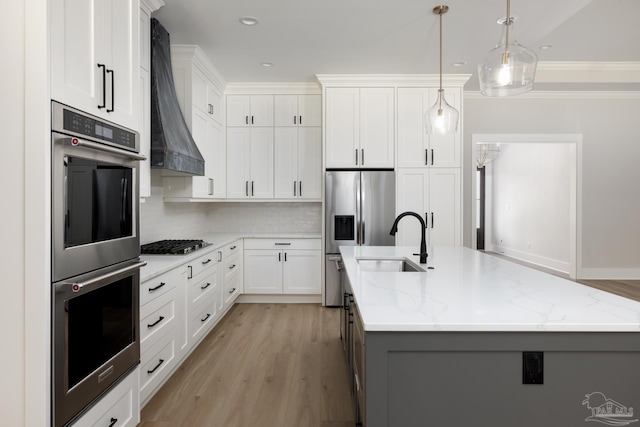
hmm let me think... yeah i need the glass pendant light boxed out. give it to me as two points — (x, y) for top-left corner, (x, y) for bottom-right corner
(478, 0), (537, 96)
(425, 5), (459, 135)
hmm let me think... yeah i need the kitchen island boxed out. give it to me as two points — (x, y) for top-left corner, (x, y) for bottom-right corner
(340, 246), (640, 427)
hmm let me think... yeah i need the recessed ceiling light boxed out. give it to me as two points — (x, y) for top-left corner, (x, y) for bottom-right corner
(539, 44), (553, 50)
(451, 61), (467, 67)
(239, 16), (258, 26)
(261, 62), (274, 67)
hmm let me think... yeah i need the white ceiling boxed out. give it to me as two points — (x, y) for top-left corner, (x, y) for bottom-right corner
(153, 0), (640, 91)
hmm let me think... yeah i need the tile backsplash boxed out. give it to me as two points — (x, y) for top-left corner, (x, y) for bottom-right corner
(140, 172), (321, 243)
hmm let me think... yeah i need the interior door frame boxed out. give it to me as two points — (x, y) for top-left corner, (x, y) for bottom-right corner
(470, 134), (582, 279)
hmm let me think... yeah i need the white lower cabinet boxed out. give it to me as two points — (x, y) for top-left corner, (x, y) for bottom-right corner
(243, 239), (321, 294)
(395, 168), (461, 248)
(70, 369), (139, 427)
(139, 239), (244, 406)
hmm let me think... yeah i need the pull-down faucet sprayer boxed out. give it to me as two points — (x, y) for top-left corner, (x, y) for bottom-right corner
(390, 211), (428, 264)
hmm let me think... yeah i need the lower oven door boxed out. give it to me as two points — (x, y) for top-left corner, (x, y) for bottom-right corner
(52, 259), (144, 427)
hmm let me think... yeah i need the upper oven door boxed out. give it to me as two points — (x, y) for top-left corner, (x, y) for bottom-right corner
(52, 135), (144, 281)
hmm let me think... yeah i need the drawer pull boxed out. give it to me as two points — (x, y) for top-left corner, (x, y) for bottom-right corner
(201, 313), (211, 322)
(201, 282), (212, 290)
(229, 287), (236, 294)
(148, 282), (166, 292)
(108, 418), (118, 427)
(147, 316), (165, 328)
(147, 359), (165, 374)
(202, 258), (212, 265)
(218, 251), (223, 262)
(274, 242), (291, 246)
(228, 264), (236, 269)
(230, 245), (237, 250)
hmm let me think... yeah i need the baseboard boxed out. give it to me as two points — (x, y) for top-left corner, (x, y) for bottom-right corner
(237, 294), (322, 304)
(578, 268), (640, 280)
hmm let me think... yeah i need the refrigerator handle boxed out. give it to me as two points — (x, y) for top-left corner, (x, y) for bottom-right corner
(355, 149), (358, 166)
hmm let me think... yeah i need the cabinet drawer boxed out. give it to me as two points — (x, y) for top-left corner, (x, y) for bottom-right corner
(140, 292), (177, 348)
(243, 238), (320, 250)
(140, 267), (182, 307)
(189, 265), (220, 307)
(71, 370), (139, 427)
(140, 330), (178, 404)
(189, 295), (218, 342)
(222, 239), (242, 258)
(224, 269), (242, 306)
(224, 252), (241, 279)
(188, 250), (219, 278)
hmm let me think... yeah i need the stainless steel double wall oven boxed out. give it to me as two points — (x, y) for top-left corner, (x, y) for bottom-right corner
(51, 101), (145, 427)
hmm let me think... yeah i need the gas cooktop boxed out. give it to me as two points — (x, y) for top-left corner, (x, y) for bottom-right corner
(141, 239), (208, 255)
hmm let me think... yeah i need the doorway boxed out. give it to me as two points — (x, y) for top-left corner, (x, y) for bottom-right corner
(471, 134), (582, 279)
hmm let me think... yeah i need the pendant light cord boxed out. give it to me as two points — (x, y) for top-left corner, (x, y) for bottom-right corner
(503, 0), (511, 64)
(438, 7), (443, 111)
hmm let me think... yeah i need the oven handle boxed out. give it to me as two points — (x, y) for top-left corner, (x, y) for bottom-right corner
(66, 260), (147, 292)
(64, 137), (147, 161)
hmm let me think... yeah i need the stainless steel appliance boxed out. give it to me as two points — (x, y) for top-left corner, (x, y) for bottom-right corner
(52, 260), (143, 427)
(51, 101), (145, 427)
(51, 101), (145, 282)
(141, 239), (208, 255)
(324, 170), (396, 306)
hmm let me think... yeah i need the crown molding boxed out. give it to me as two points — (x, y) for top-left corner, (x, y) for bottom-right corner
(315, 74), (471, 88)
(171, 45), (227, 90)
(225, 82), (322, 95)
(536, 61), (640, 84)
(141, 0), (164, 13)
(465, 90), (640, 100)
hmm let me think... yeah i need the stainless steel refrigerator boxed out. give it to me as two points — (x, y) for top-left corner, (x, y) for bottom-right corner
(324, 170), (396, 306)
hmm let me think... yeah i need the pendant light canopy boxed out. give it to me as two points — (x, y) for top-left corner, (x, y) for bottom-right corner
(478, 0), (537, 96)
(425, 5), (459, 135)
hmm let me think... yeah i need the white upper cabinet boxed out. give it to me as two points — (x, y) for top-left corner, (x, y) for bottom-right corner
(226, 127), (274, 199)
(227, 95), (274, 127)
(274, 127), (322, 200)
(274, 95), (322, 127)
(325, 87), (394, 168)
(162, 46), (226, 200)
(51, 0), (139, 131)
(397, 87), (461, 168)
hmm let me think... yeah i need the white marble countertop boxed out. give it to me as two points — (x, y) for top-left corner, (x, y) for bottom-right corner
(140, 232), (321, 282)
(340, 246), (640, 332)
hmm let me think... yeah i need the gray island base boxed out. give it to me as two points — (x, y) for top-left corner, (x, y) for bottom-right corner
(340, 246), (640, 427)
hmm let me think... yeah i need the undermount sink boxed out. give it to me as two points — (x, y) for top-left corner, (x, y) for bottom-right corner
(356, 258), (424, 273)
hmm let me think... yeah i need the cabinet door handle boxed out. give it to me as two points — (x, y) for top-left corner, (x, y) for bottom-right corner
(201, 313), (211, 322)
(97, 64), (106, 109)
(208, 178), (214, 195)
(230, 245), (237, 250)
(299, 115), (302, 125)
(147, 359), (165, 374)
(245, 115), (248, 125)
(278, 253), (281, 262)
(245, 181), (249, 197)
(251, 181), (254, 196)
(201, 282), (212, 290)
(294, 116), (297, 125)
(148, 282), (166, 292)
(355, 149), (358, 165)
(425, 149), (428, 165)
(147, 316), (165, 328)
(229, 287), (236, 294)
(188, 265), (193, 279)
(431, 212), (434, 228)
(275, 242), (291, 246)
(251, 116), (254, 124)
(228, 264), (236, 269)
(361, 149), (364, 166)
(202, 258), (212, 265)
(284, 252), (287, 262)
(108, 418), (118, 427)
(293, 181), (297, 196)
(299, 181), (302, 197)
(218, 251), (223, 262)
(425, 213), (429, 228)
(106, 68), (114, 112)
(431, 149), (434, 166)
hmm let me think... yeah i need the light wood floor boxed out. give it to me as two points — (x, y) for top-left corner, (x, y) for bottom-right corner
(139, 304), (354, 427)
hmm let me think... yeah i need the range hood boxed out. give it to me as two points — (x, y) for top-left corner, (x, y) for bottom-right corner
(150, 18), (204, 176)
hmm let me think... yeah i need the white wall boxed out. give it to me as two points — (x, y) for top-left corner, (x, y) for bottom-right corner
(140, 172), (322, 243)
(489, 143), (572, 273)
(464, 94), (640, 278)
(0, 2), (26, 426)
